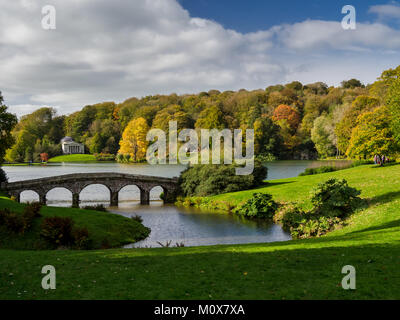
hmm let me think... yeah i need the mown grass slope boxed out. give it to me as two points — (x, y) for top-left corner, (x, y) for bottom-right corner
(0, 164), (399, 299)
(0, 196), (149, 250)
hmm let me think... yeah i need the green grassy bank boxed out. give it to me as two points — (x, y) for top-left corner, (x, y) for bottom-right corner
(48, 154), (97, 163)
(0, 195), (149, 250)
(0, 164), (399, 299)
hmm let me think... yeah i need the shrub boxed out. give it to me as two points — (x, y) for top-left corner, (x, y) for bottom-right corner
(274, 203), (306, 230)
(101, 238), (111, 249)
(116, 153), (124, 163)
(40, 217), (75, 247)
(94, 153), (115, 161)
(21, 202), (42, 231)
(234, 193), (278, 219)
(131, 214), (143, 223)
(0, 203), (42, 234)
(311, 179), (362, 217)
(72, 226), (92, 249)
(179, 161), (267, 197)
(0, 210), (25, 233)
(291, 217), (343, 239)
(82, 204), (107, 212)
(351, 160), (374, 167)
(0, 168), (7, 184)
(123, 154), (131, 162)
(299, 166), (336, 176)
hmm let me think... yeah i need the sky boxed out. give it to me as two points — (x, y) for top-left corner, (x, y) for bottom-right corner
(1, 0), (400, 117)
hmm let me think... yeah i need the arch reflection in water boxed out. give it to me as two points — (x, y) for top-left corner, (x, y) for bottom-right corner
(20, 190), (39, 203)
(46, 187), (72, 207)
(79, 184), (110, 207)
(118, 185), (141, 207)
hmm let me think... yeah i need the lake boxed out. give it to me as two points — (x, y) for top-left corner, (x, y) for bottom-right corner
(2, 160), (351, 247)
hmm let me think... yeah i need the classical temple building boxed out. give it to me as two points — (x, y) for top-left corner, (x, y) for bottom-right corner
(61, 137), (84, 154)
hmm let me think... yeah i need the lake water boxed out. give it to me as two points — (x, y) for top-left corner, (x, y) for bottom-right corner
(1, 160), (351, 247)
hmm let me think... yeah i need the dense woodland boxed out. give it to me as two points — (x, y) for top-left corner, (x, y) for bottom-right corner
(4, 65), (400, 163)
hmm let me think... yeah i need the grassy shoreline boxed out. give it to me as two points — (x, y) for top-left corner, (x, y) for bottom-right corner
(1, 164), (400, 299)
(0, 195), (149, 250)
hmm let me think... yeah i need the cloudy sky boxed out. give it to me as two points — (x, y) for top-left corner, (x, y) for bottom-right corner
(1, 0), (400, 117)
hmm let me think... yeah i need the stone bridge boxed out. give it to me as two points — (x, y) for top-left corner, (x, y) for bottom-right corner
(0, 173), (179, 207)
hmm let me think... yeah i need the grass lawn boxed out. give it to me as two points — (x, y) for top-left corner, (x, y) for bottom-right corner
(0, 195), (149, 250)
(0, 164), (399, 299)
(48, 154), (98, 163)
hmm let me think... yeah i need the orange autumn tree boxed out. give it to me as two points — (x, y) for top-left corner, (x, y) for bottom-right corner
(272, 104), (301, 131)
(118, 117), (149, 162)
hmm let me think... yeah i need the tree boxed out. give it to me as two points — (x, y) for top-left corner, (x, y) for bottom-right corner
(40, 153), (49, 162)
(0, 92), (18, 164)
(253, 117), (282, 157)
(24, 147), (33, 163)
(300, 95), (327, 135)
(118, 117), (149, 162)
(335, 96), (380, 154)
(272, 105), (300, 132)
(385, 68), (400, 144)
(195, 105), (225, 129)
(341, 79), (364, 89)
(153, 105), (192, 133)
(346, 106), (399, 160)
(311, 114), (336, 158)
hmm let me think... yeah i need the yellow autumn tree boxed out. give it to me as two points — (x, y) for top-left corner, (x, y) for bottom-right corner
(118, 117), (149, 162)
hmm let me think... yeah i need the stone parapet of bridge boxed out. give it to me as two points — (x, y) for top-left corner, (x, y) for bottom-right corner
(1, 173), (179, 207)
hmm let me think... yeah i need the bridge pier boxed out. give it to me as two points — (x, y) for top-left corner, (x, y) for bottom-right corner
(140, 190), (150, 205)
(39, 193), (46, 205)
(72, 193), (80, 208)
(110, 191), (119, 207)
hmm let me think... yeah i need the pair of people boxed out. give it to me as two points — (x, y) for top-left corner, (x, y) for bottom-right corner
(374, 154), (388, 166)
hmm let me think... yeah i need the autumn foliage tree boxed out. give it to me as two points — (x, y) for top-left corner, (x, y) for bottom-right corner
(118, 117), (149, 162)
(335, 96), (380, 154)
(272, 105), (300, 132)
(346, 107), (399, 160)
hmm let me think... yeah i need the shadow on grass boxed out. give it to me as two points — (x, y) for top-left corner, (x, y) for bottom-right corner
(371, 162), (400, 169)
(368, 191), (400, 206)
(263, 181), (296, 187)
(346, 218), (400, 236)
(2, 240), (397, 300)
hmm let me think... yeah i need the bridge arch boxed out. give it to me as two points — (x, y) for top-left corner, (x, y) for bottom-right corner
(118, 185), (141, 206)
(79, 183), (112, 207)
(20, 190), (40, 203)
(46, 187), (73, 207)
(150, 185), (165, 202)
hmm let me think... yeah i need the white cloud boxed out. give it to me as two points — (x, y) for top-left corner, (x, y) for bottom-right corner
(0, 0), (399, 116)
(369, 4), (400, 20)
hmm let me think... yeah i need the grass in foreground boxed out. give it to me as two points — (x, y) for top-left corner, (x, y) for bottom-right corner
(48, 154), (98, 163)
(0, 164), (400, 299)
(0, 196), (149, 250)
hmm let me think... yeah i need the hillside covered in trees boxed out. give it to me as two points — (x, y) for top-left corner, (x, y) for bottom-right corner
(5, 65), (400, 163)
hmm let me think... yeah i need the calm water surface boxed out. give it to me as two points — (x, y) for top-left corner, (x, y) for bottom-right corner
(2, 160), (351, 247)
